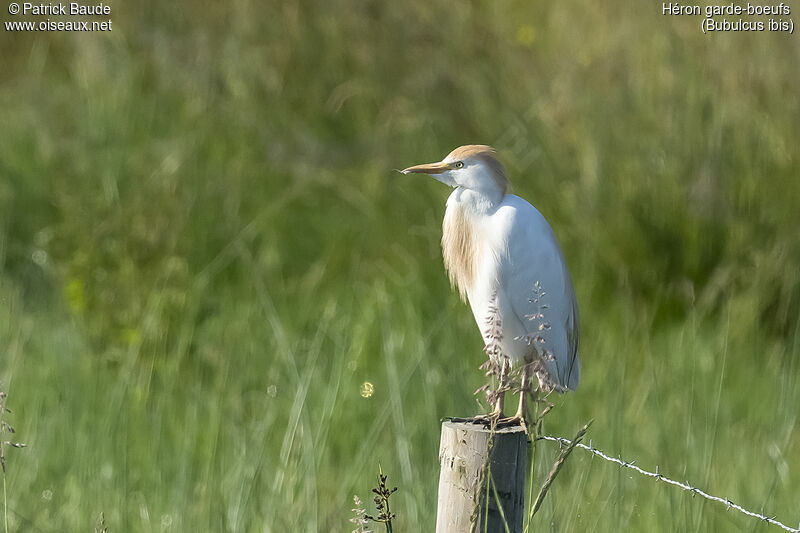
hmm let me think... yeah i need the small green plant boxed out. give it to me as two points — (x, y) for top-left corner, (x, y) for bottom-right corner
(364, 465), (397, 533)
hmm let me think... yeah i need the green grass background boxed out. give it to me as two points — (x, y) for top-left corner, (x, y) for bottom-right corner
(1, 1), (799, 531)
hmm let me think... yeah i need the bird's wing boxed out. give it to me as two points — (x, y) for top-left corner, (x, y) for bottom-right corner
(498, 198), (580, 390)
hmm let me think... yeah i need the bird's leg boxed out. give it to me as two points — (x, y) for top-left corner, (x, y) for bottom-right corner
(514, 361), (532, 420)
(492, 356), (509, 418)
(491, 393), (505, 418)
(496, 360), (532, 431)
(450, 357), (508, 426)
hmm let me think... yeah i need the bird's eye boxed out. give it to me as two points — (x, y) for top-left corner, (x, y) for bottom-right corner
(454, 161), (464, 169)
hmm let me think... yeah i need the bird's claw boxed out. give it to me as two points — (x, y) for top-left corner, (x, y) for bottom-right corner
(447, 414), (497, 426)
(447, 414), (527, 433)
(496, 415), (527, 433)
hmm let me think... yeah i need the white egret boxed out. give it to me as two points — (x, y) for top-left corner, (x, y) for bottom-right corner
(402, 145), (580, 424)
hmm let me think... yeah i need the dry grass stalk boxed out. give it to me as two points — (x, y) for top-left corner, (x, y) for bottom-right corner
(94, 512), (108, 533)
(349, 496), (372, 533)
(1, 387), (26, 533)
(478, 292), (517, 409)
(530, 420), (593, 518)
(478, 283), (566, 414)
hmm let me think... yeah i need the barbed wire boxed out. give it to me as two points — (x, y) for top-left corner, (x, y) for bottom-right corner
(539, 434), (800, 533)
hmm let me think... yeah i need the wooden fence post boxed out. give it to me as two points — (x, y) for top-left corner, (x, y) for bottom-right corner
(436, 420), (528, 533)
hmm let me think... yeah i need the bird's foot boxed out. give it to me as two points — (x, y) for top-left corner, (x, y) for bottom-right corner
(447, 411), (503, 427)
(495, 415), (527, 432)
(448, 410), (528, 430)
(447, 414), (527, 433)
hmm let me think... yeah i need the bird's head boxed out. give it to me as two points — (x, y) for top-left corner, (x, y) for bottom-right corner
(402, 145), (509, 197)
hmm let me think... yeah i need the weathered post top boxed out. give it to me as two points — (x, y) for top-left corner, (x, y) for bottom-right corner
(436, 421), (528, 533)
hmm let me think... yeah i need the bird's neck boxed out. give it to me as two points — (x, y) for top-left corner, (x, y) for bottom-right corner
(448, 187), (504, 215)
